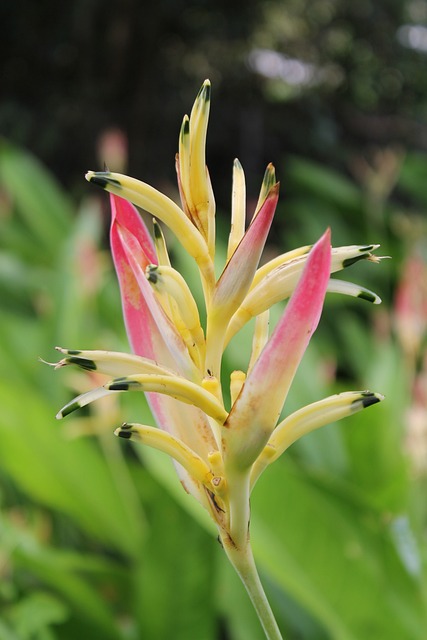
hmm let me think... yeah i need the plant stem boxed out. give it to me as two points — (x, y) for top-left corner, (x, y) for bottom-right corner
(221, 467), (283, 639)
(222, 535), (283, 640)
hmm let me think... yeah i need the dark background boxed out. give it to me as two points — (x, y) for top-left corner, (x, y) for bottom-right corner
(2, 0), (427, 204)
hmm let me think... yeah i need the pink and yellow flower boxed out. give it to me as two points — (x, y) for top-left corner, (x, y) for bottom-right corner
(51, 81), (384, 639)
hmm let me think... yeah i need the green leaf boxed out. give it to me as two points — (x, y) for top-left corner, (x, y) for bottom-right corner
(251, 458), (427, 640)
(343, 341), (410, 511)
(0, 620), (20, 640)
(0, 142), (73, 258)
(1, 516), (122, 639)
(6, 592), (68, 639)
(0, 380), (145, 558)
(130, 468), (217, 640)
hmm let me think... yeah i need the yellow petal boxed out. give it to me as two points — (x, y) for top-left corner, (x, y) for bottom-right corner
(115, 422), (214, 487)
(86, 171), (215, 290)
(107, 373), (228, 424)
(250, 391), (384, 488)
(227, 158), (246, 261)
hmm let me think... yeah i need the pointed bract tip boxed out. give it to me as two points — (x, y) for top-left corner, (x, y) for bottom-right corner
(57, 400), (81, 419)
(361, 391), (384, 408)
(362, 395), (379, 408)
(146, 264), (158, 284)
(115, 422), (133, 439)
(196, 79), (211, 100)
(262, 163), (276, 182)
(180, 115), (190, 136)
(358, 290), (382, 304)
(153, 219), (162, 238)
(88, 174), (109, 188)
(116, 429), (132, 439)
(61, 404), (78, 417)
(319, 227), (332, 246)
(85, 171), (122, 189)
(200, 80), (211, 103)
(352, 391), (384, 409)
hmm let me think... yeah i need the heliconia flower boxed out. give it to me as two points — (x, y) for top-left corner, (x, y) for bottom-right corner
(50, 80), (384, 639)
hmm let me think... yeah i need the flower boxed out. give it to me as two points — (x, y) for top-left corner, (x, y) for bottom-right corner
(50, 80), (384, 639)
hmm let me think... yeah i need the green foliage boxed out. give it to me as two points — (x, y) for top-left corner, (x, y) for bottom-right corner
(1, 142), (426, 640)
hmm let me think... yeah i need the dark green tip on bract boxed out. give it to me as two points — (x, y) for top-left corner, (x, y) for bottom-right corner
(262, 164), (276, 191)
(203, 81), (211, 103)
(146, 266), (158, 284)
(153, 219), (162, 238)
(197, 80), (211, 104)
(108, 379), (141, 391)
(67, 357), (97, 371)
(117, 429), (132, 439)
(117, 423), (133, 439)
(358, 290), (377, 304)
(65, 349), (82, 356)
(60, 400), (81, 418)
(109, 381), (130, 391)
(89, 173), (122, 189)
(343, 255), (370, 268)
(351, 391), (382, 411)
(361, 393), (381, 408)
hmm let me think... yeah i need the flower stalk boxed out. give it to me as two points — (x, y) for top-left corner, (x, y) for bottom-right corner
(49, 80), (385, 638)
(222, 536), (283, 640)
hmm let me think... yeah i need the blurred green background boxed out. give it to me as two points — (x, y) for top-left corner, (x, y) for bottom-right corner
(1, 1), (427, 638)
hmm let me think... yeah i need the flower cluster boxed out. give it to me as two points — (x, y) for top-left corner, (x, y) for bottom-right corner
(50, 81), (383, 638)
